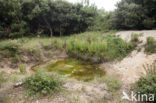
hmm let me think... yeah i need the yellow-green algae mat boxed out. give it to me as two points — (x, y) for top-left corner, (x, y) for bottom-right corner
(32, 58), (105, 81)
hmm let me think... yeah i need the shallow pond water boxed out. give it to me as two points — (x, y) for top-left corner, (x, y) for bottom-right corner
(32, 58), (105, 81)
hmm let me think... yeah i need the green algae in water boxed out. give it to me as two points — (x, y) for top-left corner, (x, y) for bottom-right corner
(44, 58), (105, 81)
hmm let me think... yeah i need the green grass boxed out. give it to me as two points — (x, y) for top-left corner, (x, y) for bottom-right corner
(145, 37), (156, 53)
(131, 33), (143, 43)
(18, 63), (27, 74)
(0, 31), (136, 62)
(65, 32), (135, 62)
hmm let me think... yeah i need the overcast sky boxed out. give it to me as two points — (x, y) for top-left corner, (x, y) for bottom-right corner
(67, 0), (121, 11)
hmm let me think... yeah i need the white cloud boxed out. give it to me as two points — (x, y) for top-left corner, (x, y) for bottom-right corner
(67, 0), (120, 11)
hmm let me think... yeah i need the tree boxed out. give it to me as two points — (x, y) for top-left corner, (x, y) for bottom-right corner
(0, 0), (29, 38)
(109, 0), (156, 30)
(0, 0), (99, 38)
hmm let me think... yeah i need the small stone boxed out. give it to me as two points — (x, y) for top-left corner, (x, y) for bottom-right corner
(14, 82), (23, 88)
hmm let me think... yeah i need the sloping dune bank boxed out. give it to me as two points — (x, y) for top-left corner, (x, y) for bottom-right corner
(101, 30), (156, 84)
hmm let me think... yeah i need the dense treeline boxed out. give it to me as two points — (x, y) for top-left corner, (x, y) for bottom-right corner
(109, 0), (156, 30)
(0, 0), (99, 38)
(0, 0), (156, 38)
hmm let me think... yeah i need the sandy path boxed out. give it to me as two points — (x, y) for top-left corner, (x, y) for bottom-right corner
(116, 30), (156, 42)
(101, 30), (156, 84)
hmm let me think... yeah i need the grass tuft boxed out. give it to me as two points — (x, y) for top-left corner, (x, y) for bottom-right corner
(18, 63), (27, 74)
(145, 37), (156, 53)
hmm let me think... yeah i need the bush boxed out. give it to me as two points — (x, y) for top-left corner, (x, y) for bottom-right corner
(106, 35), (135, 61)
(135, 63), (156, 103)
(145, 37), (156, 53)
(135, 74), (156, 103)
(18, 64), (27, 74)
(23, 71), (62, 96)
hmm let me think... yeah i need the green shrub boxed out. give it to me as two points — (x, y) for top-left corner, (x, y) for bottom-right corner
(23, 71), (62, 96)
(18, 64), (27, 74)
(106, 35), (135, 61)
(135, 63), (156, 103)
(135, 74), (156, 103)
(145, 37), (156, 53)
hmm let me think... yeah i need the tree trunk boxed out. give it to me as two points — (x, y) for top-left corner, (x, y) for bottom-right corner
(43, 16), (53, 37)
(50, 27), (53, 37)
(60, 25), (62, 37)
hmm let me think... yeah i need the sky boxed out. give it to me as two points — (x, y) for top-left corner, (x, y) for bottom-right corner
(67, 0), (121, 11)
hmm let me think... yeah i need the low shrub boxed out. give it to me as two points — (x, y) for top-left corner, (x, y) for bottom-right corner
(135, 63), (156, 103)
(106, 35), (135, 61)
(135, 74), (156, 103)
(145, 37), (156, 53)
(23, 71), (62, 96)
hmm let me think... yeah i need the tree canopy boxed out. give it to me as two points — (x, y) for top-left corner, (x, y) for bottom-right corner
(0, 0), (98, 38)
(109, 0), (156, 30)
(0, 0), (156, 38)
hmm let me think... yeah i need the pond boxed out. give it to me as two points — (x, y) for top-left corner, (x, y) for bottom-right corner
(32, 58), (105, 81)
